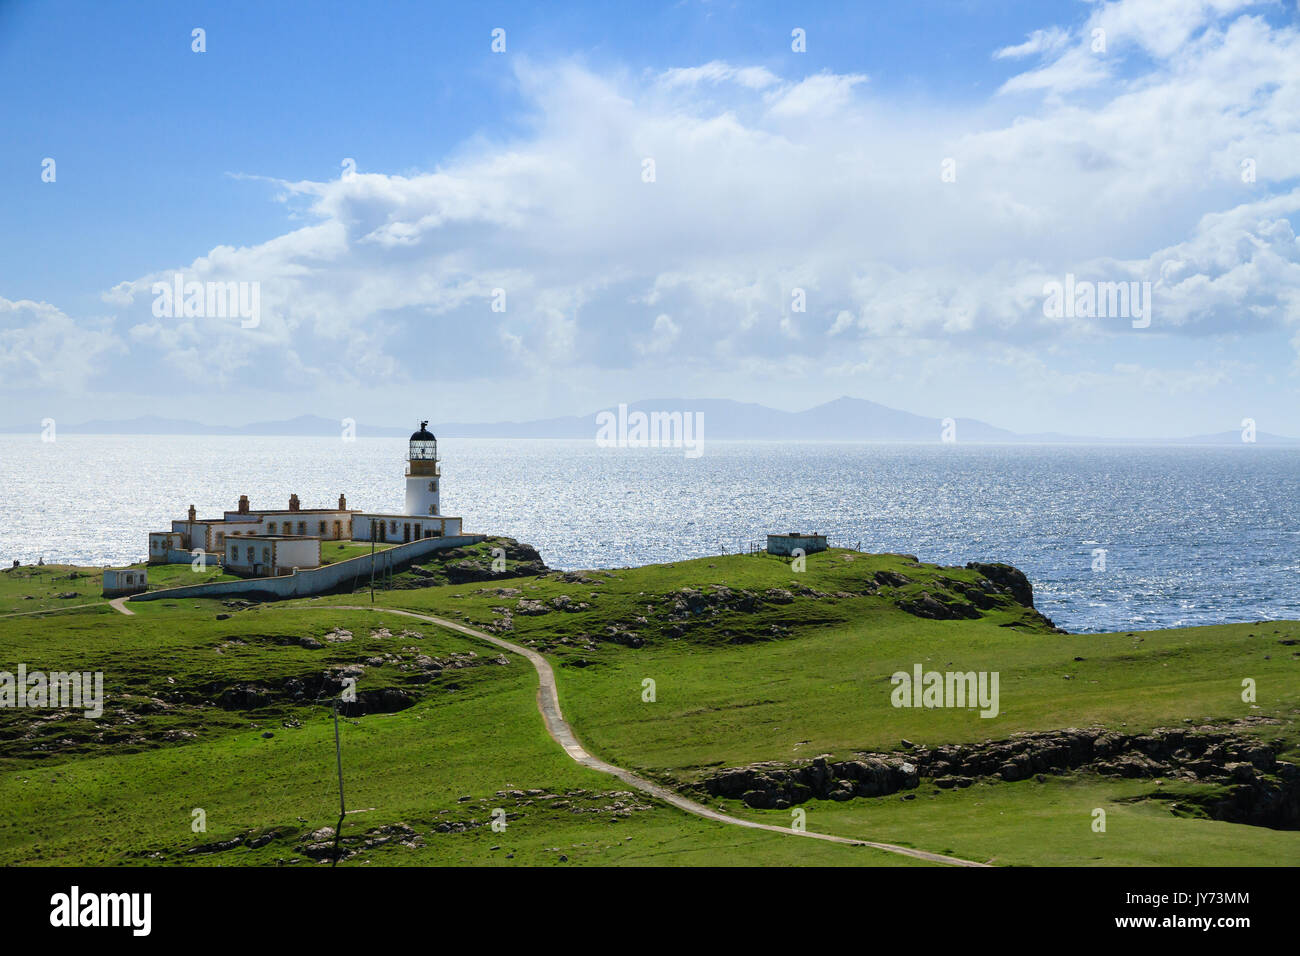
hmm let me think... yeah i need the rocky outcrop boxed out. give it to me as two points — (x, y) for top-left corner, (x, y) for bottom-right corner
(663, 584), (831, 621)
(699, 723), (1298, 829)
(337, 688), (416, 717)
(898, 590), (983, 621)
(216, 684), (273, 710)
(443, 540), (548, 583)
(965, 562), (1034, 608)
(394, 538), (550, 587)
(702, 754), (920, 809)
(208, 651), (506, 714)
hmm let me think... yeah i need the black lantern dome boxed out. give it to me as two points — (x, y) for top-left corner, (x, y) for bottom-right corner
(409, 420), (437, 460)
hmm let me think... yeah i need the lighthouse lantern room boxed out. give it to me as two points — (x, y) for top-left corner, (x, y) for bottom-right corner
(404, 421), (441, 516)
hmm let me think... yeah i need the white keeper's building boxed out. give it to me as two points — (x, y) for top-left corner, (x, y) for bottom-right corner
(147, 421), (464, 576)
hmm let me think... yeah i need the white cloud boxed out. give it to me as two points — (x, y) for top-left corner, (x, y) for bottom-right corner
(994, 27), (1071, 60)
(637, 313), (681, 355)
(764, 71), (869, 119)
(658, 61), (780, 90)
(4, 0), (1288, 433)
(0, 297), (124, 392)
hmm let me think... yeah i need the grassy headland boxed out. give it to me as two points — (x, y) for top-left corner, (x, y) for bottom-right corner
(0, 541), (1295, 866)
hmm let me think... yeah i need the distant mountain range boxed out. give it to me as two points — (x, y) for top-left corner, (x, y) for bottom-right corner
(3, 398), (1297, 444)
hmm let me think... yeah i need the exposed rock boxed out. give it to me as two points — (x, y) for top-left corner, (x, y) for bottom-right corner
(965, 562), (1034, 607)
(550, 594), (590, 612)
(899, 591), (981, 621)
(601, 625), (644, 649)
(873, 570), (911, 588)
(705, 755), (919, 805)
(698, 724), (1298, 829)
(437, 540), (549, 584)
(216, 684), (273, 710)
(337, 688), (416, 717)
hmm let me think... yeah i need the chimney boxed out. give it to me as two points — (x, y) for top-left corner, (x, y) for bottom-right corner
(289, 493), (300, 513)
(238, 495), (250, 514)
(187, 504), (197, 522)
(338, 493), (347, 510)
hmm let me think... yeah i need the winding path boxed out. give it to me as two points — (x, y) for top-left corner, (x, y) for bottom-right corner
(109, 597), (135, 616)
(324, 603), (990, 867)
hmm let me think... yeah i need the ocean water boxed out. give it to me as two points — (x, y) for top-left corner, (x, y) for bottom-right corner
(1, 435), (1297, 634)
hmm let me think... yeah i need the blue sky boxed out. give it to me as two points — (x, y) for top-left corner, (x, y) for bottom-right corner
(2, 0), (1299, 436)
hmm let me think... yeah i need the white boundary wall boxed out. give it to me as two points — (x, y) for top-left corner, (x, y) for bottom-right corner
(130, 534), (486, 602)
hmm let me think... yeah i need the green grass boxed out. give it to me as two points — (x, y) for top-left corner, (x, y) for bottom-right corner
(0, 546), (1295, 866)
(0, 603), (919, 866)
(324, 549), (1300, 778)
(718, 774), (1300, 866)
(319, 541), (397, 565)
(0, 562), (237, 616)
(138, 562), (239, 589)
(547, 612), (1300, 778)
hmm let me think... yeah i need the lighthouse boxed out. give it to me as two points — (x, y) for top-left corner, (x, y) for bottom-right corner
(146, 417), (467, 560)
(404, 421), (441, 517)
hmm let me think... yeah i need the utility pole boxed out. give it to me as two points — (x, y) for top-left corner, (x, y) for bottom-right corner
(331, 698), (346, 867)
(332, 698), (345, 816)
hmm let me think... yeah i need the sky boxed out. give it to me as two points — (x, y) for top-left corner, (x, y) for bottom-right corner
(1, 0), (1298, 437)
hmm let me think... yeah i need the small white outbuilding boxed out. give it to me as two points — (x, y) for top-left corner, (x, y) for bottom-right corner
(766, 532), (829, 556)
(103, 567), (148, 598)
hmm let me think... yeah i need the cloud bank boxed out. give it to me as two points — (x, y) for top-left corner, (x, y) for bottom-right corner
(7, 0), (1298, 431)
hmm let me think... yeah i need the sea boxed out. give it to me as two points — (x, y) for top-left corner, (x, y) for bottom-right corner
(1, 436), (1297, 634)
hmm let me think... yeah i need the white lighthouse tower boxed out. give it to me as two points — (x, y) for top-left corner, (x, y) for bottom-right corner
(404, 421), (441, 517)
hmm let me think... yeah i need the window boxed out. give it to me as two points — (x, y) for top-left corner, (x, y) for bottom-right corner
(267, 522), (276, 534)
(246, 546), (254, 561)
(428, 481), (436, 492)
(298, 522), (306, 535)
(319, 521), (326, 534)
(428, 505), (436, 515)
(262, 548), (270, 562)
(390, 521), (397, 533)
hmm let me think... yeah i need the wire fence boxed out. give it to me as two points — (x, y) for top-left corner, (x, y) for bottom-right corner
(712, 536), (867, 556)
